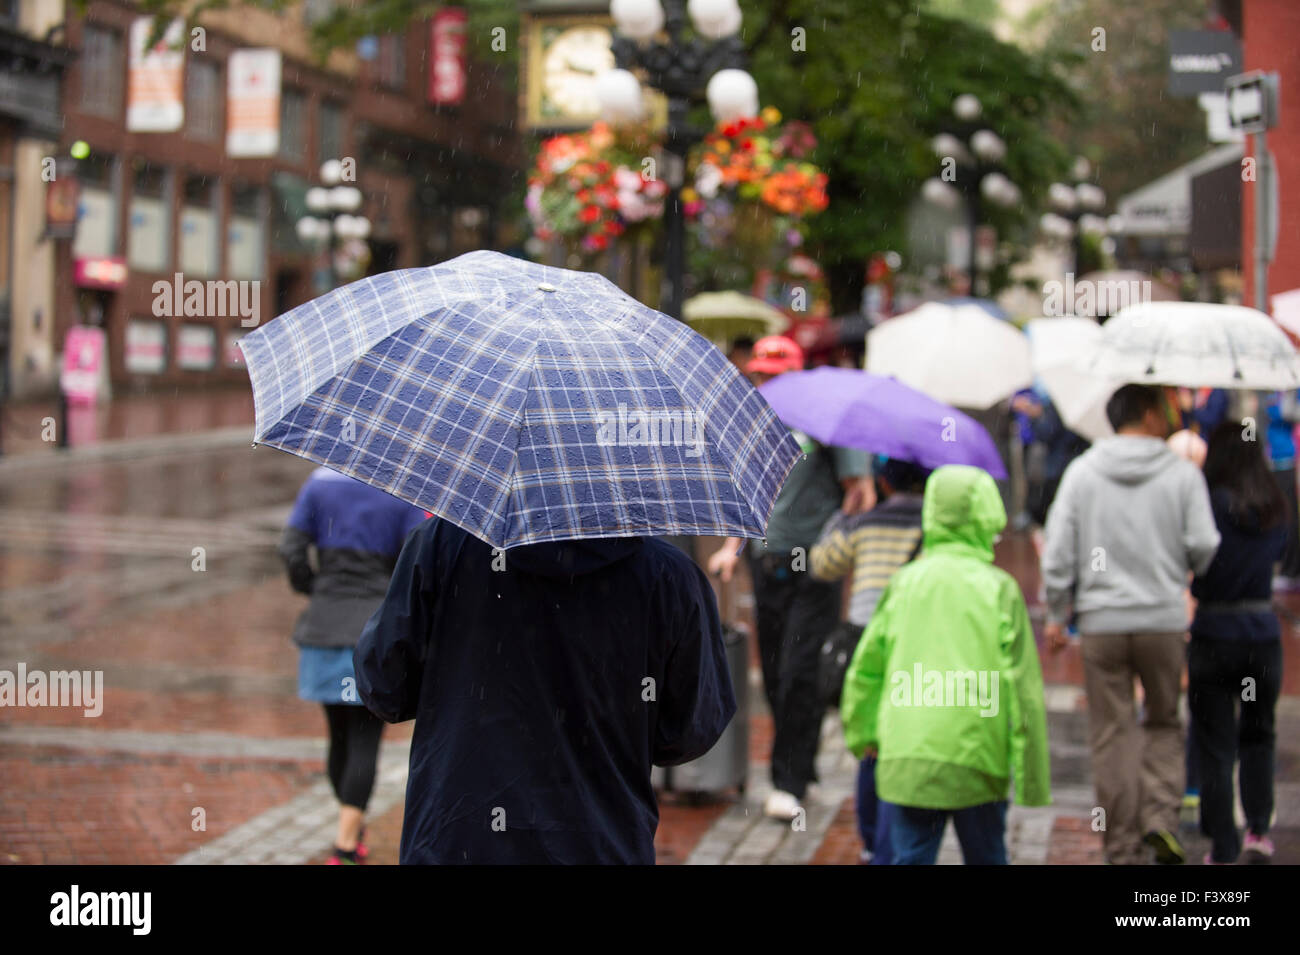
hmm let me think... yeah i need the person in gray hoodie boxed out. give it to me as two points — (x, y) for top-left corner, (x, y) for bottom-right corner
(1041, 384), (1220, 866)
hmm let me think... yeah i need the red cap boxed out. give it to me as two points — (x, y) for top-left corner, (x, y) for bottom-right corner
(746, 335), (804, 376)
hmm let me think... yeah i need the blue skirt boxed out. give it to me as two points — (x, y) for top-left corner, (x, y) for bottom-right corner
(298, 646), (363, 705)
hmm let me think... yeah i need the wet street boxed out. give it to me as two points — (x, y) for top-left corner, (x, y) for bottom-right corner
(2, 406), (1299, 864)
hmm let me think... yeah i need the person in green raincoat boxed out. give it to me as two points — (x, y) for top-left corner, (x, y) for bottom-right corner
(840, 464), (1051, 864)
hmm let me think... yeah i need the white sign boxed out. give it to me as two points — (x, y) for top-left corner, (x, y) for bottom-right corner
(227, 49), (281, 157)
(127, 17), (185, 132)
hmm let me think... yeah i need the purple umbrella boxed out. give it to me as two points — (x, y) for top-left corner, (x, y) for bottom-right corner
(759, 367), (1007, 479)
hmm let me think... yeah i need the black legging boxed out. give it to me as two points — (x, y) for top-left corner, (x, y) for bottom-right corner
(323, 704), (384, 811)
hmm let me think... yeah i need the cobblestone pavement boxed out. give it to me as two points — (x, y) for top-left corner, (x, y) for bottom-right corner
(2, 407), (1299, 865)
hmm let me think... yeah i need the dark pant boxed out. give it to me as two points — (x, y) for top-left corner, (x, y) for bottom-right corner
(891, 801), (1008, 865)
(748, 553), (840, 798)
(855, 756), (896, 864)
(1188, 637), (1281, 863)
(1272, 468), (1300, 577)
(324, 703), (385, 811)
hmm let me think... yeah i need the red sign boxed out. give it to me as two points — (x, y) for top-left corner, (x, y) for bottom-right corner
(429, 8), (467, 105)
(74, 256), (128, 290)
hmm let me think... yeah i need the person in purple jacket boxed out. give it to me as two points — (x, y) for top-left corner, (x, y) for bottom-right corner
(279, 466), (428, 865)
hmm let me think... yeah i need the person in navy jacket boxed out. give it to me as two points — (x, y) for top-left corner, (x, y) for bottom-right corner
(355, 518), (736, 865)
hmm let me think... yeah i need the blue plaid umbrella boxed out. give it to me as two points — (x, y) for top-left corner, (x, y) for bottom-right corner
(239, 251), (801, 549)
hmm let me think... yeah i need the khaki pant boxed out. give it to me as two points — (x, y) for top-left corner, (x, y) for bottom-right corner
(1080, 631), (1185, 865)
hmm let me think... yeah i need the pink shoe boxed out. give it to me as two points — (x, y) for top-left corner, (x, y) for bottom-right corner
(1243, 833), (1274, 862)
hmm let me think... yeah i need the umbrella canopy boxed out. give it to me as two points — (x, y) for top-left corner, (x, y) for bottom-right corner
(683, 291), (789, 342)
(866, 301), (1033, 409)
(1082, 301), (1300, 390)
(239, 251), (802, 549)
(1027, 317), (1117, 442)
(758, 367), (1007, 478)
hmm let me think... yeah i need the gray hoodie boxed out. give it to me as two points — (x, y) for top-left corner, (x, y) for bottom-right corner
(1041, 435), (1220, 634)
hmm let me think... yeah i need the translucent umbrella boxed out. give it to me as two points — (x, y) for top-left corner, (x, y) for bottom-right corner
(866, 301), (1032, 409)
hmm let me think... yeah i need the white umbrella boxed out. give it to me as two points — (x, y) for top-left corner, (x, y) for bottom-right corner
(1027, 317), (1117, 442)
(866, 301), (1032, 408)
(1083, 301), (1300, 389)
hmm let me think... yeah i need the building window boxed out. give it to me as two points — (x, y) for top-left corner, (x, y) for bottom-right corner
(125, 318), (168, 374)
(186, 58), (222, 142)
(376, 34), (405, 91)
(177, 324), (217, 370)
(318, 99), (344, 166)
(72, 154), (119, 258)
(127, 162), (171, 273)
(228, 184), (265, 280)
(180, 175), (219, 277)
(80, 24), (125, 119)
(278, 86), (307, 163)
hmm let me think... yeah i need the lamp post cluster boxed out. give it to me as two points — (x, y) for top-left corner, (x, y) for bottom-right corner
(1039, 157), (1110, 274)
(921, 94), (1021, 296)
(295, 159), (371, 293)
(601, 0), (753, 320)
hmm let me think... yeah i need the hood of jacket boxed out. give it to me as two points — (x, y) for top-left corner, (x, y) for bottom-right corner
(505, 536), (644, 577)
(1088, 435), (1175, 485)
(921, 465), (1006, 562)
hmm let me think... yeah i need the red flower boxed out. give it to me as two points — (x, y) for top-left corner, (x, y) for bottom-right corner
(578, 205), (601, 224)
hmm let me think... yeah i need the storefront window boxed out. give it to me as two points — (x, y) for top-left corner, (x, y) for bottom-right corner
(127, 162), (170, 273)
(124, 318), (167, 374)
(228, 184), (265, 280)
(72, 154), (119, 259)
(180, 175), (219, 277)
(177, 323), (217, 370)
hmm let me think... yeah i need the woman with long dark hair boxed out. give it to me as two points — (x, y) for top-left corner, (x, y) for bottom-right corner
(1190, 422), (1287, 864)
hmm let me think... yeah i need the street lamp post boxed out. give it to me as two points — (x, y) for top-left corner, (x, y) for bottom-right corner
(606, 0), (749, 320)
(296, 159), (370, 294)
(1042, 157), (1108, 275)
(921, 95), (1020, 296)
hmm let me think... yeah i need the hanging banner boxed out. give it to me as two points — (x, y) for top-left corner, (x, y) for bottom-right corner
(429, 8), (468, 105)
(126, 17), (185, 132)
(227, 49), (281, 157)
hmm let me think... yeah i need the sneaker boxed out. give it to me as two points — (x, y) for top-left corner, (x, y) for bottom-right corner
(355, 826), (369, 861)
(1144, 829), (1186, 865)
(1242, 833), (1274, 862)
(1180, 794), (1200, 831)
(763, 789), (803, 822)
(327, 846), (361, 865)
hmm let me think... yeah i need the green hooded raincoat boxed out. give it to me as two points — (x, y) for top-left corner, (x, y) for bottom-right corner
(840, 465), (1051, 809)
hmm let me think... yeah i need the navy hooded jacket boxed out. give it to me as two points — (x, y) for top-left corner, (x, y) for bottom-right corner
(354, 518), (736, 865)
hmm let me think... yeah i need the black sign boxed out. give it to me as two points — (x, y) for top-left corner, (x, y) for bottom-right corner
(1168, 30), (1242, 96)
